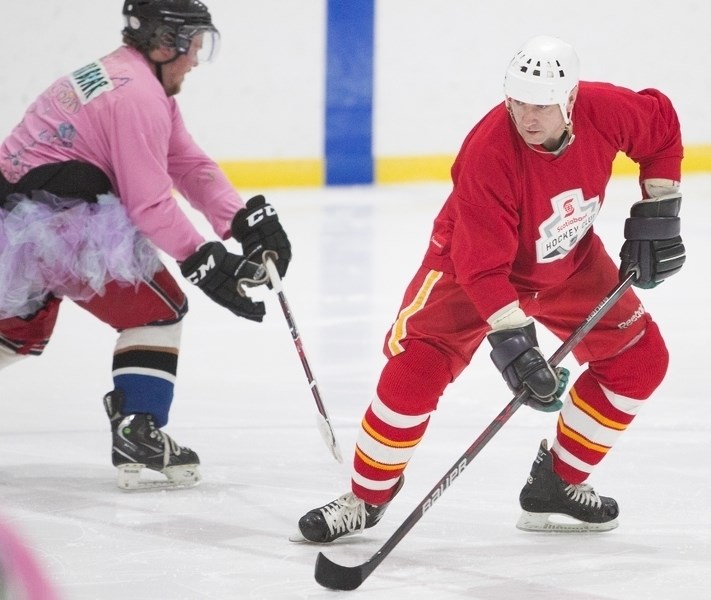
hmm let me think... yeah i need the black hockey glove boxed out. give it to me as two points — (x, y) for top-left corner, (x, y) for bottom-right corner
(619, 194), (686, 289)
(488, 322), (565, 412)
(231, 195), (292, 278)
(180, 241), (268, 322)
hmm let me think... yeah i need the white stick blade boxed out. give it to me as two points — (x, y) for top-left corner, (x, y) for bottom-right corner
(317, 415), (343, 463)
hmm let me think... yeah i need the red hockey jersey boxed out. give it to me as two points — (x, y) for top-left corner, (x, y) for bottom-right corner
(423, 81), (682, 321)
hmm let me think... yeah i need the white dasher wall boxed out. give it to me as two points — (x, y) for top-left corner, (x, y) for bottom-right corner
(1, 1), (707, 163)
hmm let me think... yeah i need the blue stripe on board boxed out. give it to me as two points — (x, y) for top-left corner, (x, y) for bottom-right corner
(325, 0), (375, 185)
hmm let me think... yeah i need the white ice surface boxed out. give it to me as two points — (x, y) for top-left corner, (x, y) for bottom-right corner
(1, 176), (709, 599)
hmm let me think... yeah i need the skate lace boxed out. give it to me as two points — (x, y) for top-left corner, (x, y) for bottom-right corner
(147, 420), (183, 467)
(564, 483), (602, 508)
(321, 493), (367, 536)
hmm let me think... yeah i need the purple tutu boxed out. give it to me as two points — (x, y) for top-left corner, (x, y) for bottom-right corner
(0, 192), (162, 319)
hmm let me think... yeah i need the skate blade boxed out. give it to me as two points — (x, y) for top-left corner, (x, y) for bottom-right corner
(516, 510), (619, 533)
(116, 463), (201, 492)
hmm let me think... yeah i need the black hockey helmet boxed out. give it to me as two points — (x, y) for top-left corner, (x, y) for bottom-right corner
(122, 0), (220, 63)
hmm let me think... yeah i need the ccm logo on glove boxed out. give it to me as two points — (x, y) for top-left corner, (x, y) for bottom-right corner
(180, 241), (267, 322)
(184, 253), (218, 284)
(244, 203), (277, 227)
(231, 195), (292, 278)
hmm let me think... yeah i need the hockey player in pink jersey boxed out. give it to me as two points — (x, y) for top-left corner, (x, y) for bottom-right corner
(0, 0), (291, 490)
(296, 35), (685, 540)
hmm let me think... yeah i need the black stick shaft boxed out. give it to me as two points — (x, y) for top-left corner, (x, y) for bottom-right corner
(275, 290), (329, 418)
(266, 260), (343, 463)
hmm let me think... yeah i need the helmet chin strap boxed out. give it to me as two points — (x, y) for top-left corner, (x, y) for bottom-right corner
(542, 122), (575, 155)
(149, 51), (182, 86)
(524, 125), (575, 156)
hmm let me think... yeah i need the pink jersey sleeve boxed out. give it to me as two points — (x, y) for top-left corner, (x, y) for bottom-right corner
(106, 91), (207, 260)
(101, 52), (243, 261)
(166, 102), (244, 240)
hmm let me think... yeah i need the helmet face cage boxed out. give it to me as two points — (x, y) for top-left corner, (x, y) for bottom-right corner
(503, 35), (579, 124)
(167, 25), (220, 63)
(123, 0), (220, 63)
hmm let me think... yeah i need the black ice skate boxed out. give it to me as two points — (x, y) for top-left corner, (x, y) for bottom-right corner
(294, 477), (404, 543)
(103, 390), (201, 491)
(516, 439), (619, 532)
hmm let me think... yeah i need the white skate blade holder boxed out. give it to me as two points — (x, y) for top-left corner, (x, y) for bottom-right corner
(287, 528), (363, 544)
(516, 510), (619, 533)
(116, 463), (202, 491)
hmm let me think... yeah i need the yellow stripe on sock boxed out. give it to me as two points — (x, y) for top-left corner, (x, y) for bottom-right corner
(569, 387), (627, 431)
(557, 418), (612, 455)
(355, 446), (407, 471)
(361, 417), (423, 449)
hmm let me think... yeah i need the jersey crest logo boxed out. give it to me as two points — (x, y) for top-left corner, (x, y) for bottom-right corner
(536, 188), (600, 262)
(69, 61), (114, 105)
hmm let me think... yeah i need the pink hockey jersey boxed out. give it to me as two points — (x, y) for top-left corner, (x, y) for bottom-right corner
(423, 81), (683, 321)
(0, 45), (243, 261)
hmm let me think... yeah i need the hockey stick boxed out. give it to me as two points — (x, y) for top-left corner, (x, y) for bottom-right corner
(264, 258), (343, 463)
(314, 272), (636, 590)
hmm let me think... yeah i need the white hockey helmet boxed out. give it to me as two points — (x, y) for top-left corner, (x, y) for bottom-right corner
(504, 35), (579, 124)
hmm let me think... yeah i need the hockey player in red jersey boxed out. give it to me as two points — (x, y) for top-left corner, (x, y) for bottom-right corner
(296, 35), (685, 540)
